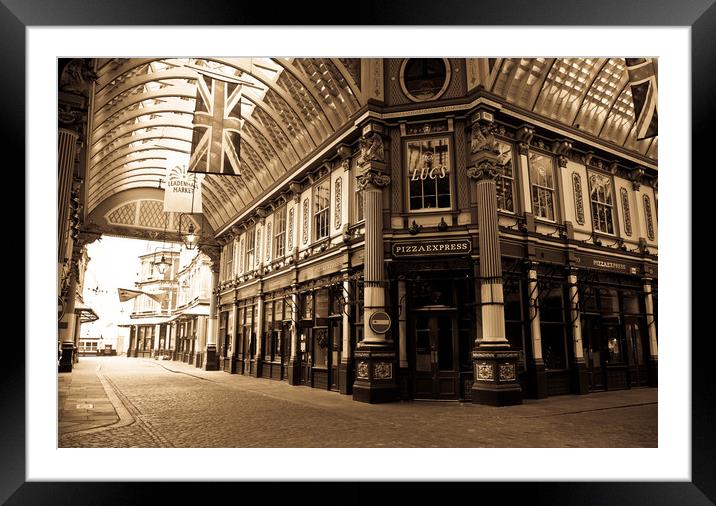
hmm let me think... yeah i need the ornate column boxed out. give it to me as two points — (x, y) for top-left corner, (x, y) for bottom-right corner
(643, 277), (658, 386)
(526, 262), (547, 398)
(352, 128), (399, 403)
(58, 268), (78, 372)
(567, 267), (589, 394)
(338, 277), (353, 394)
(203, 249), (220, 370)
(287, 286), (301, 385)
(467, 112), (522, 406)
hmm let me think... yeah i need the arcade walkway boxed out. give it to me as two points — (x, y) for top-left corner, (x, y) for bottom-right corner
(59, 357), (658, 448)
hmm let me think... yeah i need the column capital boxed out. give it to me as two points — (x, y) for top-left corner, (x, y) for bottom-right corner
(356, 170), (390, 191)
(467, 158), (502, 181)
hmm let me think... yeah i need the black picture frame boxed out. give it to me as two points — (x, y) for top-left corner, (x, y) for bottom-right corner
(8, 1), (713, 504)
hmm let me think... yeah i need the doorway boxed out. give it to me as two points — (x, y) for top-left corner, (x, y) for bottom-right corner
(411, 312), (459, 399)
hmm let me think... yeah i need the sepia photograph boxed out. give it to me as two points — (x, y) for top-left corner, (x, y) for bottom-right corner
(8, 10), (707, 501)
(56, 56), (660, 450)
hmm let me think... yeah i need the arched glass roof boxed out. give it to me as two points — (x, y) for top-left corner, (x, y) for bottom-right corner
(86, 57), (656, 235)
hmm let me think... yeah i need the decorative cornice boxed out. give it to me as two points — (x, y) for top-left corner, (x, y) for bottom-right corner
(552, 139), (573, 168)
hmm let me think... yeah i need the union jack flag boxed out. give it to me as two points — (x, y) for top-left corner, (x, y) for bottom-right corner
(187, 68), (244, 175)
(625, 58), (658, 140)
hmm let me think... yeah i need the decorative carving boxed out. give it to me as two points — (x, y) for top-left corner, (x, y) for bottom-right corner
(59, 59), (96, 98)
(302, 199), (309, 245)
(265, 222), (272, 262)
(357, 361), (369, 379)
(572, 172), (585, 225)
(643, 195), (655, 240)
(467, 161), (502, 181)
(341, 223), (352, 244)
(476, 363), (494, 380)
(407, 121), (448, 135)
(620, 188), (632, 236)
(552, 139), (572, 168)
(408, 220), (422, 235)
(515, 125), (535, 155)
(334, 177), (342, 230)
(358, 132), (385, 163)
(356, 171), (391, 191)
(374, 362), (393, 380)
(498, 363), (516, 381)
(287, 207), (295, 251)
(470, 122), (500, 154)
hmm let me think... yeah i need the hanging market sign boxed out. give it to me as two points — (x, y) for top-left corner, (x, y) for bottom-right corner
(392, 238), (471, 257)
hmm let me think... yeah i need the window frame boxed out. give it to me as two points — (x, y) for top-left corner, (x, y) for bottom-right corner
(527, 150), (559, 222)
(404, 134), (454, 213)
(244, 228), (255, 273)
(273, 205), (287, 259)
(587, 170), (617, 236)
(313, 178), (331, 241)
(495, 139), (517, 214)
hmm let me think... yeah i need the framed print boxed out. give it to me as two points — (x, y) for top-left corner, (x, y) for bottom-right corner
(8, 0), (715, 504)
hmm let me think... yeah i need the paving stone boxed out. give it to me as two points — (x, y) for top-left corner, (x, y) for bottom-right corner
(58, 356), (657, 448)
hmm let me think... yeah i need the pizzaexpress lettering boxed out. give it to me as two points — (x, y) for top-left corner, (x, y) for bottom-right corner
(591, 259), (627, 271)
(393, 240), (471, 256)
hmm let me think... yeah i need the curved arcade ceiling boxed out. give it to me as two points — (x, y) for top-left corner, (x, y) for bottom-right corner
(86, 57), (656, 235)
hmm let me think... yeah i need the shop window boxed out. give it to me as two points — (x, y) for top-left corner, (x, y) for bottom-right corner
(588, 172), (615, 234)
(503, 275), (526, 354)
(406, 137), (452, 211)
(313, 328), (329, 368)
(264, 302), (273, 360)
(274, 206), (286, 259)
(539, 284), (568, 370)
(313, 181), (330, 240)
(301, 292), (314, 320)
(496, 141), (515, 213)
(529, 153), (556, 221)
(315, 289), (329, 319)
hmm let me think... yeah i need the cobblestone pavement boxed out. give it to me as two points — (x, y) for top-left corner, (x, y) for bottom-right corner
(58, 357), (657, 448)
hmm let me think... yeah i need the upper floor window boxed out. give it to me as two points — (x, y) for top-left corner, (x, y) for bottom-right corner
(400, 58), (451, 102)
(274, 206), (286, 259)
(223, 240), (234, 280)
(245, 228), (255, 272)
(313, 181), (330, 240)
(529, 153), (556, 221)
(356, 191), (364, 223)
(406, 137), (452, 211)
(588, 172), (615, 234)
(496, 141), (515, 213)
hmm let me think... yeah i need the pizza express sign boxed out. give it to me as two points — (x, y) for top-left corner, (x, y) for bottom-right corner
(392, 239), (472, 257)
(574, 253), (645, 275)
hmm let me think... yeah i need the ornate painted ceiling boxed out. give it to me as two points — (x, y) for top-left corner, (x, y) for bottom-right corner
(85, 57), (656, 236)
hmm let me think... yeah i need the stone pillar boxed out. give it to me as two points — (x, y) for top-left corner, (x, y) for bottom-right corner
(644, 277), (658, 387)
(568, 268), (589, 394)
(287, 287), (301, 385)
(254, 289), (264, 378)
(230, 302), (239, 373)
(352, 128), (399, 404)
(153, 324), (161, 358)
(127, 326), (136, 358)
(58, 274), (77, 372)
(204, 265), (220, 371)
(526, 262), (547, 398)
(468, 113), (522, 406)
(338, 278), (353, 394)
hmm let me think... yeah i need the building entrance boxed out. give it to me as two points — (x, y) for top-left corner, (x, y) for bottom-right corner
(411, 311), (459, 399)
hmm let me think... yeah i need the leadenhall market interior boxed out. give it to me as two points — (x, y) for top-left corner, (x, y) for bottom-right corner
(58, 57), (658, 405)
